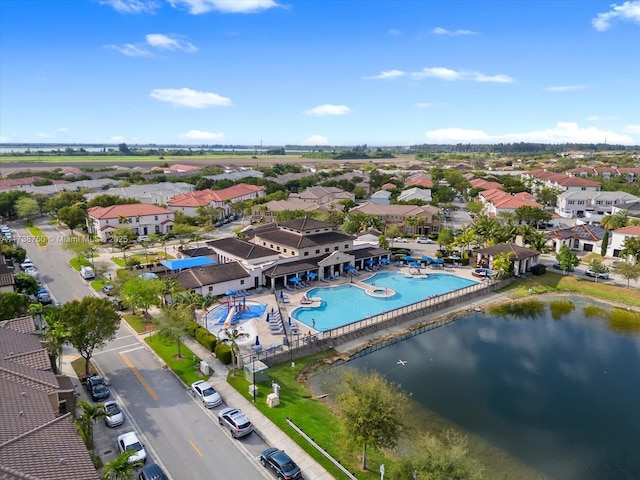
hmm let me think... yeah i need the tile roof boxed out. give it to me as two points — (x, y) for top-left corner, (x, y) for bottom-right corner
(0, 317), (34, 335)
(475, 243), (540, 259)
(206, 238), (278, 259)
(612, 226), (640, 236)
(405, 173), (433, 188)
(87, 203), (173, 219)
(350, 202), (439, 216)
(279, 217), (336, 232)
(180, 247), (216, 258)
(168, 183), (264, 207)
(547, 224), (605, 241)
(252, 229), (353, 250)
(174, 262), (250, 290)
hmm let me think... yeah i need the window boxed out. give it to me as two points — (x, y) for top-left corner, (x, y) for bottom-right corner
(304, 251), (309, 256)
(240, 280), (245, 285)
(283, 248), (287, 253)
(208, 286), (213, 292)
(344, 244), (349, 249)
(155, 216), (158, 220)
(334, 246), (339, 251)
(315, 249), (320, 254)
(325, 248), (330, 253)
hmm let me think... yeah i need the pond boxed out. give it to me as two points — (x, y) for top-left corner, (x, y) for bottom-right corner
(315, 297), (640, 479)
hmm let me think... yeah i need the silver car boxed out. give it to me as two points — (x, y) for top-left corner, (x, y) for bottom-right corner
(104, 401), (125, 427)
(218, 407), (253, 438)
(190, 380), (222, 408)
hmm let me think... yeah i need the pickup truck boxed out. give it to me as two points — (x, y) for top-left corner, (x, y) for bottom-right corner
(83, 375), (110, 402)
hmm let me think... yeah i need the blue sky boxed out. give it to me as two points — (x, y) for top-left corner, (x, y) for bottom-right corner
(1, 0), (639, 146)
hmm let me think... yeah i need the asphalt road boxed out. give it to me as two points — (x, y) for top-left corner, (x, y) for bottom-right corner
(13, 219), (272, 480)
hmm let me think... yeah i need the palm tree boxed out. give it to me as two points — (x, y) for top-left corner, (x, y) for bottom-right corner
(601, 210), (628, 230)
(217, 326), (249, 371)
(472, 215), (499, 247)
(75, 400), (107, 450)
(101, 451), (142, 480)
(42, 307), (69, 373)
(453, 227), (478, 259)
(28, 302), (45, 330)
(162, 277), (180, 305)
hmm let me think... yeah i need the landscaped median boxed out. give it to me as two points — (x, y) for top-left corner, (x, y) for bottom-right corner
(25, 222), (48, 246)
(69, 256), (92, 271)
(144, 334), (207, 386)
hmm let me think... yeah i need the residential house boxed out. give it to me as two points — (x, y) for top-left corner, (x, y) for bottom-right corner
(479, 189), (542, 217)
(611, 200), (640, 221)
(522, 170), (601, 192)
(0, 317), (98, 479)
(475, 243), (541, 275)
(203, 168), (264, 183)
(405, 173), (433, 189)
(555, 190), (640, 219)
(289, 186), (355, 207)
(84, 182), (195, 205)
(469, 178), (503, 191)
(567, 166), (640, 183)
(370, 190), (391, 205)
(349, 202), (441, 236)
(397, 187), (432, 203)
(172, 262), (252, 297)
(547, 224), (606, 253)
(0, 255), (15, 293)
(250, 199), (328, 224)
(167, 183), (265, 217)
(86, 204), (175, 241)
(607, 225), (640, 258)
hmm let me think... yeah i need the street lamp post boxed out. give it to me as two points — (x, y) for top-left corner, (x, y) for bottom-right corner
(252, 355), (256, 403)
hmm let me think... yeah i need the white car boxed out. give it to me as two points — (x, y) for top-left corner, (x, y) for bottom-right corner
(191, 380), (222, 408)
(393, 237), (409, 243)
(20, 259), (34, 270)
(104, 401), (125, 427)
(416, 237), (434, 244)
(24, 267), (39, 278)
(117, 431), (147, 464)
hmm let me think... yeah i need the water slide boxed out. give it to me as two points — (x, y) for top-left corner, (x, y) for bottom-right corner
(223, 306), (236, 328)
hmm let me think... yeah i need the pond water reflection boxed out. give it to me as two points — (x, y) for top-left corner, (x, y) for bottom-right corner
(319, 297), (640, 479)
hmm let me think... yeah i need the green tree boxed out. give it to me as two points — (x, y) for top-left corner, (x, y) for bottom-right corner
(74, 400), (106, 450)
(587, 259), (609, 283)
(0, 292), (29, 320)
(155, 304), (193, 358)
(42, 306), (69, 373)
(378, 235), (389, 249)
(466, 201), (483, 215)
(389, 429), (484, 480)
(612, 261), (640, 288)
(58, 205), (87, 233)
(60, 297), (120, 376)
(28, 302), (45, 329)
(217, 326), (249, 370)
(14, 272), (40, 295)
(120, 277), (163, 314)
(111, 226), (135, 259)
(88, 194), (137, 208)
(437, 228), (454, 247)
(515, 205), (551, 227)
(46, 191), (86, 217)
(335, 370), (409, 471)
(601, 229), (609, 257)
(0, 190), (29, 217)
(492, 251), (514, 278)
(601, 210), (628, 230)
(101, 451), (142, 480)
(621, 235), (640, 261)
(15, 196), (39, 220)
(555, 244), (580, 274)
(537, 186), (561, 207)
(472, 215), (500, 247)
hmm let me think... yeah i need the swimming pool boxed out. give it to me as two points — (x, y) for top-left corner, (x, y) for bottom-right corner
(204, 301), (267, 327)
(292, 272), (476, 330)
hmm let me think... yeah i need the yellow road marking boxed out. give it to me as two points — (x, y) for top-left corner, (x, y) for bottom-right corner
(120, 353), (159, 400)
(189, 440), (204, 458)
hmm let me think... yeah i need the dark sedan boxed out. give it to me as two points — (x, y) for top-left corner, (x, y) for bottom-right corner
(259, 448), (302, 480)
(84, 375), (110, 402)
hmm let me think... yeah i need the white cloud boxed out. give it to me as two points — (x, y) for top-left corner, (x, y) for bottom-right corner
(168, 0), (280, 14)
(150, 88), (232, 108)
(36, 132), (55, 139)
(181, 129), (225, 141)
(425, 122), (636, 144)
(304, 104), (350, 116)
(364, 69), (406, 80)
(145, 34), (198, 52)
(625, 125), (640, 134)
(106, 33), (198, 56)
(56, 127), (70, 133)
(99, 0), (160, 14)
(544, 85), (586, 92)
(105, 43), (152, 57)
(432, 27), (477, 36)
(303, 135), (329, 145)
(412, 67), (462, 81)
(388, 28), (402, 36)
(106, 136), (127, 143)
(592, 0), (640, 31)
(474, 73), (514, 83)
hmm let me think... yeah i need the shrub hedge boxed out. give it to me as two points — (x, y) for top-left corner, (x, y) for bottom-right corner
(194, 327), (217, 352)
(214, 342), (232, 364)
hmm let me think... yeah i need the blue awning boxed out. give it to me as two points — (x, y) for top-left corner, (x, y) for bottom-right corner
(161, 257), (215, 271)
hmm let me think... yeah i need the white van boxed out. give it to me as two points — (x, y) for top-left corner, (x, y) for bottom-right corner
(80, 266), (95, 279)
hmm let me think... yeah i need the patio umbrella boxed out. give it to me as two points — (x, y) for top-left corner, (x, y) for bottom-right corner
(226, 290), (238, 296)
(380, 258), (390, 264)
(280, 290), (284, 300)
(365, 259), (375, 265)
(307, 272), (318, 278)
(255, 335), (260, 346)
(266, 313), (270, 323)
(410, 261), (421, 267)
(344, 265), (355, 270)
(402, 255), (413, 261)
(289, 276), (301, 283)
(288, 316), (292, 325)
(422, 256), (433, 263)
(432, 258), (444, 264)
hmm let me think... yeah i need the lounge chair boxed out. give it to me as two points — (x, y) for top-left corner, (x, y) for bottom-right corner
(270, 326), (284, 334)
(285, 284), (294, 291)
(365, 267), (372, 272)
(333, 272), (340, 280)
(321, 277), (328, 283)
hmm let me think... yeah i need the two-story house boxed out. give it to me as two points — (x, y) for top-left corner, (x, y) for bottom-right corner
(167, 183), (265, 217)
(607, 225), (640, 258)
(555, 191), (640, 219)
(349, 202), (441, 236)
(86, 204), (175, 241)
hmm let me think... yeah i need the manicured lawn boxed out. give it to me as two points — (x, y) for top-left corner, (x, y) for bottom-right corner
(69, 256), (91, 271)
(25, 225), (48, 245)
(90, 278), (109, 291)
(112, 257), (126, 268)
(500, 271), (640, 305)
(112, 252), (174, 268)
(144, 334), (207, 386)
(227, 353), (388, 480)
(123, 314), (153, 334)
(71, 356), (98, 379)
(0, 154), (303, 163)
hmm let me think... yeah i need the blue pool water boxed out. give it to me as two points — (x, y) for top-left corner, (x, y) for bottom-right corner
(204, 301), (267, 326)
(292, 272), (476, 330)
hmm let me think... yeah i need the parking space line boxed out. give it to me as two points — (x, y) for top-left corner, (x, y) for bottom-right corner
(120, 353), (159, 400)
(94, 343), (142, 355)
(118, 346), (144, 355)
(189, 440), (204, 458)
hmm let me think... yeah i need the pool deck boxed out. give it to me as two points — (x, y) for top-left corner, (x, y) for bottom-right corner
(216, 264), (491, 358)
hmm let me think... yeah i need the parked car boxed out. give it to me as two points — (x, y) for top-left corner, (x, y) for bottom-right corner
(36, 287), (52, 304)
(259, 448), (302, 480)
(20, 259), (34, 270)
(138, 464), (168, 480)
(104, 400), (125, 427)
(136, 235), (149, 243)
(110, 297), (127, 311)
(552, 263), (574, 271)
(80, 266), (95, 279)
(218, 407), (253, 438)
(190, 380), (222, 408)
(585, 269), (609, 279)
(393, 237), (409, 243)
(83, 375), (110, 401)
(416, 237), (434, 244)
(102, 283), (115, 295)
(117, 431), (147, 464)
(24, 267), (39, 279)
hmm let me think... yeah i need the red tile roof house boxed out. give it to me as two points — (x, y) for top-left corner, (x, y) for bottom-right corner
(607, 225), (640, 258)
(405, 173), (434, 189)
(167, 183), (265, 217)
(469, 178), (504, 191)
(86, 204), (174, 242)
(154, 163), (201, 174)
